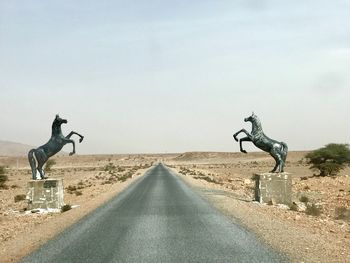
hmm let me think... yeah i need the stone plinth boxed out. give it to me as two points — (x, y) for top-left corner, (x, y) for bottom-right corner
(26, 178), (64, 211)
(254, 173), (292, 205)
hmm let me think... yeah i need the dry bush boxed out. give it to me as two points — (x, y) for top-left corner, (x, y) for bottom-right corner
(14, 194), (26, 203)
(306, 204), (322, 216)
(61, 204), (72, 213)
(299, 195), (309, 203)
(335, 207), (350, 221)
(0, 166), (8, 189)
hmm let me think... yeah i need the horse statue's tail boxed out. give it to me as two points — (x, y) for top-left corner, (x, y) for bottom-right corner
(281, 142), (288, 162)
(28, 149), (37, 180)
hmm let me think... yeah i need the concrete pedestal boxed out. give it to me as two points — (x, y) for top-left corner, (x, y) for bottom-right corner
(26, 178), (64, 211)
(254, 173), (292, 205)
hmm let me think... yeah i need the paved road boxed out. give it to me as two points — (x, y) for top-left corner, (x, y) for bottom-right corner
(22, 164), (287, 263)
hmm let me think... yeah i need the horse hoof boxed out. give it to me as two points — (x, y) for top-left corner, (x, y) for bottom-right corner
(242, 150), (247, 154)
(69, 152), (74, 156)
(79, 137), (84, 143)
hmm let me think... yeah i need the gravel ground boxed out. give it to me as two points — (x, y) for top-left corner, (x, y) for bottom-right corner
(175, 169), (350, 262)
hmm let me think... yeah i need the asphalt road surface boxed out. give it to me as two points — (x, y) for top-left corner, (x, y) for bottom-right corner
(22, 164), (287, 263)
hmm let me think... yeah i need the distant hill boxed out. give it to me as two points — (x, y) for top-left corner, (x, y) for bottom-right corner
(0, 140), (34, 156)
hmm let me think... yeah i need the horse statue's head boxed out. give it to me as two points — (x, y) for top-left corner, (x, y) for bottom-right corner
(53, 114), (68, 127)
(244, 112), (258, 123)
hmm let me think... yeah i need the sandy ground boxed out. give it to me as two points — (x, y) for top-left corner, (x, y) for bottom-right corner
(1, 151), (349, 262)
(168, 151), (350, 262)
(0, 154), (165, 262)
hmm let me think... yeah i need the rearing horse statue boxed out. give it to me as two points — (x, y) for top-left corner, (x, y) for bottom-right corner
(28, 114), (84, 180)
(233, 113), (288, 173)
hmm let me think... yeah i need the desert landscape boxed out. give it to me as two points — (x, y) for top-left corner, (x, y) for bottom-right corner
(0, 149), (349, 262)
(168, 151), (350, 262)
(0, 152), (167, 262)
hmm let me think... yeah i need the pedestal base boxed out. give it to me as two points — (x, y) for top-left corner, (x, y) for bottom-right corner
(26, 178), (64, 211)
(254, 173), (292, 205)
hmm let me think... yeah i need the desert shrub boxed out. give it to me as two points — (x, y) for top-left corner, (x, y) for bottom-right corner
(335, 206), (350, 221)
(305, 144), (350, 176)
(75, 190), (83, 196)
(305, 204), (322, 216)
(44, 159), (56, 172)
(104, 162), (116, 172)
(14, 194), (26, 202)
(299, 195), (309, 203)
(61, 204), (72, 213)
(66, 185), (77, 194)
(290, 203), (299, 211)
(11, 184), (19, 189)
(0, 166), (8, 189)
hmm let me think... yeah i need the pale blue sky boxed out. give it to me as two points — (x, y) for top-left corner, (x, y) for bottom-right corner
(1, 1), (350, 154)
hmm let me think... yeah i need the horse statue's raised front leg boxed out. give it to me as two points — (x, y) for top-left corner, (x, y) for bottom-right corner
(233, 129), (252, 153)
(239, 137), (252, 154)
(66, 131), (84, 143)
(61, 138), (76, 156)
(65, 131), (84, 156)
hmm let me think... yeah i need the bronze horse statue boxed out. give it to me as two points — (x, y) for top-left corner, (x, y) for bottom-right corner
(233, 113), (288, 173)
(28, 115), (84, 180)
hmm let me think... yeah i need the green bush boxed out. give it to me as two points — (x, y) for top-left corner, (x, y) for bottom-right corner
(44, 159), (56, 173)
(305, 144), (350, 176)
(0, 166), (8, 189)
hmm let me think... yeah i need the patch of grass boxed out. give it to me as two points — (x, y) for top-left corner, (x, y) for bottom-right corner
(61, 204), (72, 213)
(299, 195), (309, 203)
(335, 206), (350, 221)
(75, 190), (83, 196)
(11, 184), (19, 189)
(305, 204), (322, 216)
(14, 194), (26, 202)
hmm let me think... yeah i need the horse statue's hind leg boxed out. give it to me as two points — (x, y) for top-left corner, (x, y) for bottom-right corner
(28, 149), (38, 180)
(269, 152), (281, 173)
(28, 149), (48, 179)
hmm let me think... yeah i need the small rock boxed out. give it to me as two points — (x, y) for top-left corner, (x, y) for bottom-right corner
(267, 198), (276, 205)
(292, 202), (307, 212)
(243, 179), (252, 185)
(295, 215), (301, 221)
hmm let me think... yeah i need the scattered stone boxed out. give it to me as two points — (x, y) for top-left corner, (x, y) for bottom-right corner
(267, 198), (277, 205)
(292, 201), (307, 212)
(295, 215), (301, 221)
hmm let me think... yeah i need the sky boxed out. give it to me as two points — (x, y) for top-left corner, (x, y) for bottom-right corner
(1, 0), (350, 154)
